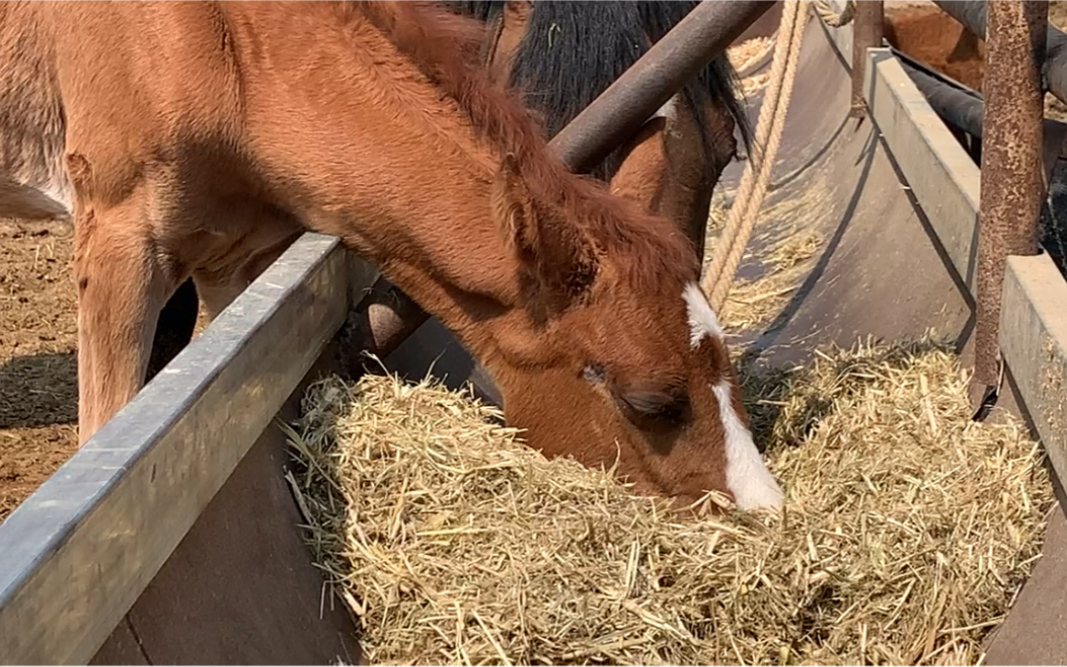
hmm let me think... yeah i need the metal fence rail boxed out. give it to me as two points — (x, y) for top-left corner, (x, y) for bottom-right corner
(824, 0), (1067, 516)
(0, 233), (363, 665)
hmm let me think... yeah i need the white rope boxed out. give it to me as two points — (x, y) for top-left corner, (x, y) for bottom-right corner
(700, 1), (810, 312)
(812, 0), (856, 28)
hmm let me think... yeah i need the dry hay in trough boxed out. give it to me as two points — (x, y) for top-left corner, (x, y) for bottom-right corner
(285, 338), (1053, 665)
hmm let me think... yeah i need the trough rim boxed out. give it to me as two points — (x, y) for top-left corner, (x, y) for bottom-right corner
(0, 233), (356, 665)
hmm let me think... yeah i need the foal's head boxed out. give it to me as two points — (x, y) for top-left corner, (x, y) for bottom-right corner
(485, 155), (783, 512)
(358, 0), (782, 511)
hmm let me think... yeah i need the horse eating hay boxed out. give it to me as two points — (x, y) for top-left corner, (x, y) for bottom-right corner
(288, 338), (1053, 665)
(154, 1), (755, 403)
(0, 1), (781, 508)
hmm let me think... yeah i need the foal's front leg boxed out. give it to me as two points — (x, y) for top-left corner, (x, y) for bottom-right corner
(74, 198), (177, 444)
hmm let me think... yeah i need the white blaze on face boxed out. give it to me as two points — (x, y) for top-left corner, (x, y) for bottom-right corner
(682, 282), (784, 510)
(682, 282), (722, 348)
(711, 380), (784, 509)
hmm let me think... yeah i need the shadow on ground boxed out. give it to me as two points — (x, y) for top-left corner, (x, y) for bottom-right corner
(0, 351), (77, 428)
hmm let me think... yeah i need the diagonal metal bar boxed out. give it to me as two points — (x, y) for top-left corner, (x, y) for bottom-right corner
(548, 0), (775, 173)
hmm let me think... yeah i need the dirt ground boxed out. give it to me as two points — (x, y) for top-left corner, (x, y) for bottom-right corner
(883, 2), (1067, 273)
(885, 1), (1067, 121)
(0, 216), (211, 523)
(0, 218), (78, 522)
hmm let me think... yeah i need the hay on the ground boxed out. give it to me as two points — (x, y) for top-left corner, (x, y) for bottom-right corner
(728, 36), (773, 73)
(728, 36), (774, 96)
(286, 338), (1053, 665)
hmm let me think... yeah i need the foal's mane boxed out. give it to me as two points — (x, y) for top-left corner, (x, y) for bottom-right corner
(346, 0), (700, 293)
(450, 1), (752, 183)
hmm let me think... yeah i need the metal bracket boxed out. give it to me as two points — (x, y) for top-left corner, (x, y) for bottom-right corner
(971, 351), (1006, 422)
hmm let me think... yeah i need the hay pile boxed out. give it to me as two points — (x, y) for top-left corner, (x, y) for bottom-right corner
(286, 338), (1053, 665)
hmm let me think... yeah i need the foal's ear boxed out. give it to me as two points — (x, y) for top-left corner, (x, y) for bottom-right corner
(492, 154), (537, 251)
(491, 154), (597, 300)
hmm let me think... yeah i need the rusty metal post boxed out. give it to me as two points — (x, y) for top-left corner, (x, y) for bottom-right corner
(972, 0), (1048, 415)
(340, 0), (776, 367)
(850, 0), (883, 117)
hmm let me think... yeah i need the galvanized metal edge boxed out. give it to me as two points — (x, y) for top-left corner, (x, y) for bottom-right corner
(864, 48), (982, 290)
(0, 232), (354, 665)
(1001, 254), (1067, 487)
(821, 4), (1067, 483)
(820, 3), (981, 290)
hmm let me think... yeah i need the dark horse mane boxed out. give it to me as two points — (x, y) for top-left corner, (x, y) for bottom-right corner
(446, 0), (753, 182)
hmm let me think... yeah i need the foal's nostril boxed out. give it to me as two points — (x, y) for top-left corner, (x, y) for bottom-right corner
(582, 364), (606, 384)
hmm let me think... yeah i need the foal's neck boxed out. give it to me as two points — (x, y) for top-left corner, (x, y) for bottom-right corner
(236, 3), (537, 357)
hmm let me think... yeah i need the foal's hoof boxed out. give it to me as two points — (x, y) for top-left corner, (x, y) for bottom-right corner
(334, 314), (380, 381)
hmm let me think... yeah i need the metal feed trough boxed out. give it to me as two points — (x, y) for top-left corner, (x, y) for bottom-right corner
(2, 0), (1067, 663)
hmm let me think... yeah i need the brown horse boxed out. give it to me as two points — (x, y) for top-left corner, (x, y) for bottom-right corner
(0, 1), (782, 510)
(156, 0), (752, 391)
(449, 0), (749, 261)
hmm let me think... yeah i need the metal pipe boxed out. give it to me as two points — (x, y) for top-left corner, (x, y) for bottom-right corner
(972, 0), (1048, 411)
(897, 54), (984, 162)
(931, 0), (1067, 107)
(895, 49), (1067, 223)
(851, 0), (884, 117)
(550, 0), (775, 173)
(336, 277), (431, 378)
(344, 0), (777, 366)
(897, 55), (984, 138)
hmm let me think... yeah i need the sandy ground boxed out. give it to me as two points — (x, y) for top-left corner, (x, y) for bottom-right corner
(0, 218), (78, 521)
(884, 0), (1067, 121)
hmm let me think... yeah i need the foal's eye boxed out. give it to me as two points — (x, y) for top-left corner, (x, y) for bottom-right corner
(583, 364), (689, 425)
(616, 386), (689, 424)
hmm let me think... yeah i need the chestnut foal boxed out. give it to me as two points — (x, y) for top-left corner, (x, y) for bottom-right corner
(0, 1), (782, 510)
